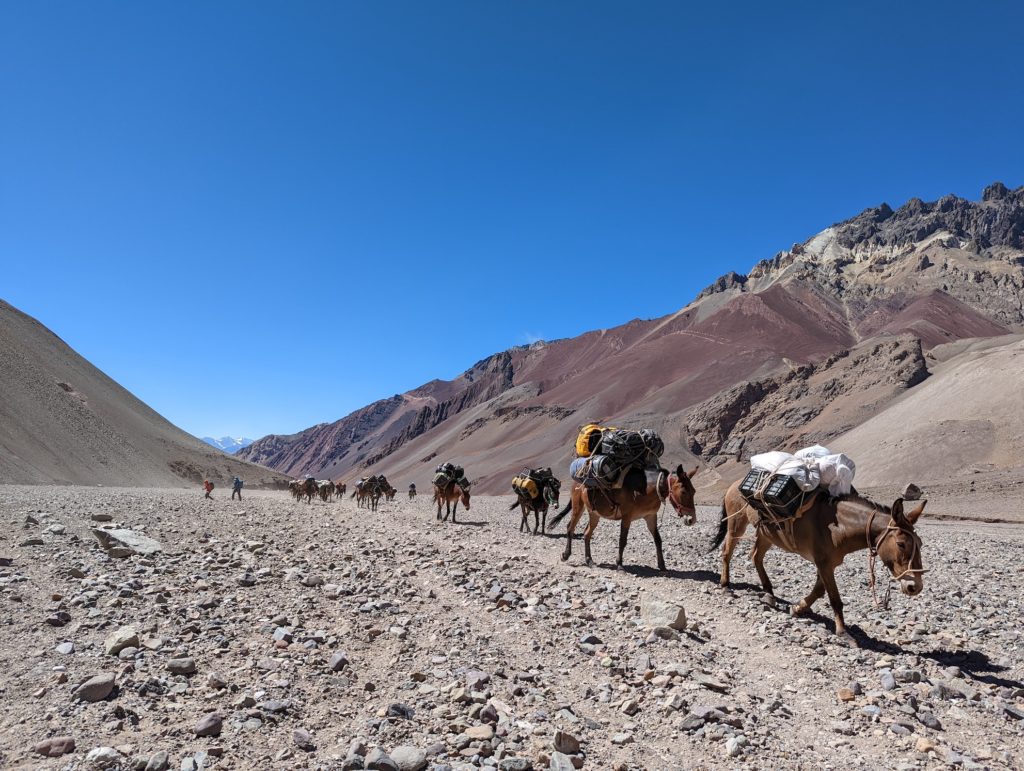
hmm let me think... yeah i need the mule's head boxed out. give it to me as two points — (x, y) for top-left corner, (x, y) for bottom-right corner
(668, 465), (699, 525)
(879, 498), (926, 596)
(459, 481), (472, 510)
(544, 478), (562, 508)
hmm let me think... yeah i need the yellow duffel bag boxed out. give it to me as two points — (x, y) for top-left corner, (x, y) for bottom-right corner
(512, 474), (539, 499)
(575, 423), (611, 458)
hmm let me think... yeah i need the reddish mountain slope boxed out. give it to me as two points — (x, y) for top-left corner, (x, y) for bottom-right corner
(239, 183), (1024, 494)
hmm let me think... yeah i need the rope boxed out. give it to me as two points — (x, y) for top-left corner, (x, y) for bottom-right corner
(747, 471), (816, 552)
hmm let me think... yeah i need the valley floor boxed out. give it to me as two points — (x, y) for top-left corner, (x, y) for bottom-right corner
(1, 486), (1022, 770)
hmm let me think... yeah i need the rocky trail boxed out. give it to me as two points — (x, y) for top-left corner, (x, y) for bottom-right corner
(1, 486), (1022, 770)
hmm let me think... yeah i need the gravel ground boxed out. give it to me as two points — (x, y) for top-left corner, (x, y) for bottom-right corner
(1, 486), (1022, 771)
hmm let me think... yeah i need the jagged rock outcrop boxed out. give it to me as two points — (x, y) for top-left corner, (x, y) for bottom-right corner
(701, 183), (1024, 331)
(685, 336), (929, 463)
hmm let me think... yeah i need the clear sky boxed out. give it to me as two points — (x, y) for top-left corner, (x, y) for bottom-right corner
(2, 2), (1022, 439)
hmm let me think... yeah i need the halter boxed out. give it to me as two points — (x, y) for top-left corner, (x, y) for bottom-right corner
(657, 470), (690, 517)
(543, 480), (560, 507)
(865, 509), (927, 609)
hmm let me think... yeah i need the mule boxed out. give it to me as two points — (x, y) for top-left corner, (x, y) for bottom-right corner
(408, 485), (417, 499)
(510, 477), (562, 535)
(336, 482), (347, 496)
(317, 480), (335, 502)
(712, 480), (926, 639)
(550, 465), (697, 571)
(434, 481), (471, 523)
(296, 477), (317, 504)
(350, 481), (371, 509)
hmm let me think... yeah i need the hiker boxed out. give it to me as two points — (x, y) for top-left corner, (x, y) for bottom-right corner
(203, 479), (214, 499)
(231, 476), (244, 500)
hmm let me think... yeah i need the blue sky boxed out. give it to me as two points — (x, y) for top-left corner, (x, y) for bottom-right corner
(2, 2), (1022, 438)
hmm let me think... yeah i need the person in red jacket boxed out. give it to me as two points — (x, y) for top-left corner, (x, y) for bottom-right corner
(203, 479), (214, 499)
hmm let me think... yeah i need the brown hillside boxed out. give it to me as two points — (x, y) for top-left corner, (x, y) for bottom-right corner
(0, 300), (289, 488)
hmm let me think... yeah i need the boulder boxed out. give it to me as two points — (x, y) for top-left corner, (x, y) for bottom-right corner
(73, 673), (115, 702)
(92, 528), (163, 557)
(104, 626), (139, 656)
(86, 746), (121, 768)
(33, 736), (76, 757)
(194, 713), (223, 737)
(390, 745), (427, 771)
(640, 592), (686, 631)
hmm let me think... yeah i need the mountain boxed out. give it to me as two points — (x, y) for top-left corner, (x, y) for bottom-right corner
(201, 436), (254, 454)
(238, 183), (1024, 495)
(0, 300), (290, 488)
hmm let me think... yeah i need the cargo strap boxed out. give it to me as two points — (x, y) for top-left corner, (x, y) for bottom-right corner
(753, 489), (819, 552)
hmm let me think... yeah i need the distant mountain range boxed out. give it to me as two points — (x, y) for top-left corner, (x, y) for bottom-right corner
(201, 436), (254, 454)
(237, 182), (1024, 494)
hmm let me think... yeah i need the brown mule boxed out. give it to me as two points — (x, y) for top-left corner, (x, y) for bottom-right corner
(511, 477), (562, 535)
(712, 480), (927, 639)
(434, 481), (471, 523)
(549, 465), (697, 571)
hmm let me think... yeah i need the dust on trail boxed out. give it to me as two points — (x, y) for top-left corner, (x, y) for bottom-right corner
(1, 486), (1022, 770)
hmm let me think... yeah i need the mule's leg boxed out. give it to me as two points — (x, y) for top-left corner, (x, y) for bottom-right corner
(561, 502), (584, 562)
(582, 511), (600, 566)
(792, 574), (825, 616)
(520, 506), (528, 533)
(817, 563), (849, 638)
(644, 514), (666, 572)
(451, 499), (458, 524)
(540, 506), (547, 535)
(750, 530), (775, 597)
(617, 518), (632, 569)
(719, 513), (748, 587)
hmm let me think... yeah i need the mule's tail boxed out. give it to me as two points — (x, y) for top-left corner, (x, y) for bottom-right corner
(709, 503), (729, 552)
(548, 501), (573, 528)
(508, 500), (521, 511)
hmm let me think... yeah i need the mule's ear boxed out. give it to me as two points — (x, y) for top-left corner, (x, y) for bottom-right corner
(891, 498), (907, 524)
(906, 500), (926, 524)
(675, 464), (685, 478)
(688, 466), (698, 479)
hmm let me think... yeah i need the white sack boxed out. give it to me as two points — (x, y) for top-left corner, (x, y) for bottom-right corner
(795, 444), (832, 460)
(750, 451), (820, 492)
(750, 451), (795, 473)
(815, 453), (856, 497)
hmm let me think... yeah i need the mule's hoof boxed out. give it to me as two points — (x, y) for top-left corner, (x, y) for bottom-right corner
(790, 603), (808, 617)
(761, 593), (777, 609)
(657, 563), (667, 572)
(560, 553), (570, 562)
(834, 631), (856, 647)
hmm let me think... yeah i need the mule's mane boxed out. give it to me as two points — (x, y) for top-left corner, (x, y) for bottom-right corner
(835, 492), (891, 515)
